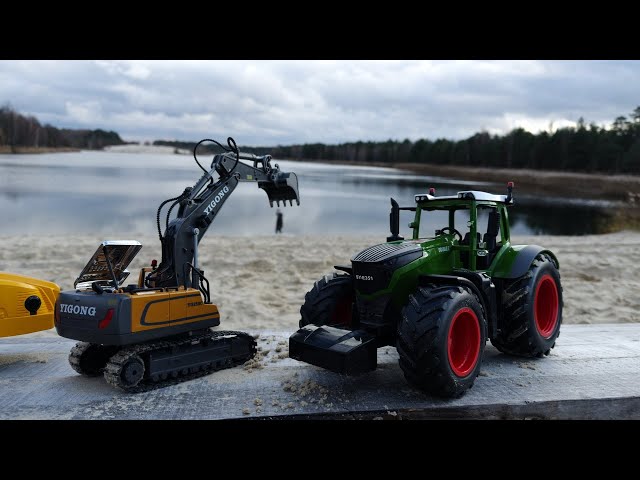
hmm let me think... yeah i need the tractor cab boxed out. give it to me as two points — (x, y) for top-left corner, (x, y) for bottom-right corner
(391, 183), (515, 272)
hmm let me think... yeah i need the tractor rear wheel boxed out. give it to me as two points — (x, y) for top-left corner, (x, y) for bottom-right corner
(397, 285), (486, 398)
(299, 272), (356, 329)
(491, 253), (563, 357)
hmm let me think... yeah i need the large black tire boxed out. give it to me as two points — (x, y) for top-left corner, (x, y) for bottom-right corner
(68, 342), (119, 377)
(491, 253), (563, 357)
(299, 272), (356, 329)
(397, 285), (487, 398)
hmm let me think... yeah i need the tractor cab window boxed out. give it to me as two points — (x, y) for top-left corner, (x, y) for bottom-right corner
(477, 206), (502, 269)
(453, 206), (502, 247)
(477, 206), (501, 250)
(417, 208), (451, 239)
(453, 208), (475, 268)
(454, 208), (473, 245)
(455, 205), (502, 270)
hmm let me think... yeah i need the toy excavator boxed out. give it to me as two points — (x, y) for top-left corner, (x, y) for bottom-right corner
(0, 137), (300, 392)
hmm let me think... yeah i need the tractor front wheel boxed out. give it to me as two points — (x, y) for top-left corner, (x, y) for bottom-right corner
(491, 253), (563, 357)
(397, 285), (486, 398)
(299, 272), (356, 329)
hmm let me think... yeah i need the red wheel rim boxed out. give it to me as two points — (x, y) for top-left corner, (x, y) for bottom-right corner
(447, 307), (481, 377)
(534, 274), (559, 338)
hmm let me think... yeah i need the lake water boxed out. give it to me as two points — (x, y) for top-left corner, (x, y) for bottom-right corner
(0, 150), (616, 237)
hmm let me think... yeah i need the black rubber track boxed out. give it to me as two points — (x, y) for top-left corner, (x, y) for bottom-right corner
(69, 342), (119, 377)
(397, 284), (486, 398)
(491, 253), (563, 358)
(299, 272), (355, 328)
(103, 330), (257, 393)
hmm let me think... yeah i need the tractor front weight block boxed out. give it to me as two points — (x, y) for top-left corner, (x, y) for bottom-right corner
(289, 325), (377, 375)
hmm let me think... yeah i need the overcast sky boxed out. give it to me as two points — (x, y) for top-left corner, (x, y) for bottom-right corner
(1, 60), (638, 145)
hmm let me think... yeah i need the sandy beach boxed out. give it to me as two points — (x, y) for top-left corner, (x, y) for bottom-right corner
(1, 231), (639, 338)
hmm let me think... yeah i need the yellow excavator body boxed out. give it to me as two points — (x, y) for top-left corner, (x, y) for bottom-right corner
(0, 272), (60, 337)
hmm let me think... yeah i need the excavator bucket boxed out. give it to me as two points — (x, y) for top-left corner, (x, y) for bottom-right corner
(259, 171), (301, 208)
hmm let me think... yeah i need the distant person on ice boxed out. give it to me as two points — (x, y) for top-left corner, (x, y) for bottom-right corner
(275, 209), (283, 234)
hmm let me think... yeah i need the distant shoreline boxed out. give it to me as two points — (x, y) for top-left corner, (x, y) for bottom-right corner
(0, 146), (80, 154)
(3, 144), (639, 200)
(290, 158), (640, 232)
(289, 158), (640, 202)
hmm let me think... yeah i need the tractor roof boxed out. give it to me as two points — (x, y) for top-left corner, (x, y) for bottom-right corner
(414, 190), (513, 205)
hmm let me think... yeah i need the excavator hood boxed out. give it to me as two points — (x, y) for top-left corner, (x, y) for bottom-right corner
(259, 171), (300, 208)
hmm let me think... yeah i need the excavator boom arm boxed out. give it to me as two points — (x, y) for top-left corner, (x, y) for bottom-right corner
(148, 151), (300, 289)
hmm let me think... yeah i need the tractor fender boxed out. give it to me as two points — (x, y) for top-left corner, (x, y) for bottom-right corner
(493, 245), (559, 280)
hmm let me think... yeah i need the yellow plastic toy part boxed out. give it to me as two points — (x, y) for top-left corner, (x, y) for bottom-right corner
(0, 272), (60, 337)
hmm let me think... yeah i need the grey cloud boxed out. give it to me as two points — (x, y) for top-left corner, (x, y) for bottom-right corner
(1, 60), (639, 145)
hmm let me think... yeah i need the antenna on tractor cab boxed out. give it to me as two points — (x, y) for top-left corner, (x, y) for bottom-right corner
(506, 181), (514, 204)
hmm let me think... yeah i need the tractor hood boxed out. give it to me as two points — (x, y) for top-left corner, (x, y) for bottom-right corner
(351, 241), (423, 295)
(351, 241), (423, 265)
(350, 237), (455, 296)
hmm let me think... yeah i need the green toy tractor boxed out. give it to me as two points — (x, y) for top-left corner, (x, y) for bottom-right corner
(289, 183), (563, 398)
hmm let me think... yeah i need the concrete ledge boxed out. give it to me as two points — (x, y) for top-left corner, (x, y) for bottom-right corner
(0, 324), (638, 420)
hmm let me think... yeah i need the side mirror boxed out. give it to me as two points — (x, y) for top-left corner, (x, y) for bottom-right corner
(387, 197), (404, 242)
